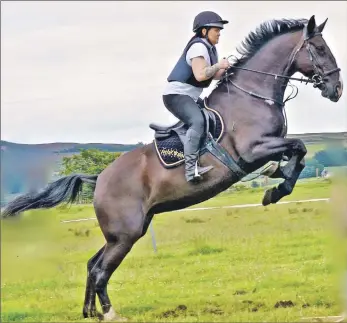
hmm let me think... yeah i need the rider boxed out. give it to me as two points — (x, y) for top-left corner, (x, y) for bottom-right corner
(163, 11), (231, 183)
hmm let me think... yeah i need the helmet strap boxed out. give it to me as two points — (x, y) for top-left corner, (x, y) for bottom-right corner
(204, 27), (214, 46)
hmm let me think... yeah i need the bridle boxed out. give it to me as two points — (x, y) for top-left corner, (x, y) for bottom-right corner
(303, 32), (341, 88)
(221, 28), (341, 107)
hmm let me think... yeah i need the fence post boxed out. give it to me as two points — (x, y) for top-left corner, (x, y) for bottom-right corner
(149, 221), (157, 253)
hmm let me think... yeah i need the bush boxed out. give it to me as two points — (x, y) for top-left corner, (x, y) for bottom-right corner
(313, 148), (347, 167)
(299, 158), (324, 179)
(60, 149), (122, 200)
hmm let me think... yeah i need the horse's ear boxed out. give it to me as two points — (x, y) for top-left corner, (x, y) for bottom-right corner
(307, 15), (316, 32)
(317, 18), (328, 33)
(304, 15), (317, 39)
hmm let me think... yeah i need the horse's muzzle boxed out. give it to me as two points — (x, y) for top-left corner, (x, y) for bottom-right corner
(329, 80), (343, 102)
(321, 80), (343, 102)
(336, 76), (343, 99)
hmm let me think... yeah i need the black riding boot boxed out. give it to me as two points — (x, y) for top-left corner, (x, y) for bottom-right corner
(184, 128), (213, 182)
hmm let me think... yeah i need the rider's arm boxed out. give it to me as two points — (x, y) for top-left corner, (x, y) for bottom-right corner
(187, 43), (221, 82)
(191, 57), (221, 82)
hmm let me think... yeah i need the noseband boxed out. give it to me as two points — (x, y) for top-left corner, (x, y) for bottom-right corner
(222, 29), (341, 106)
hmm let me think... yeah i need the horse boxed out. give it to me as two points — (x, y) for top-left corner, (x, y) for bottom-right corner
(1, 15), (343, 321)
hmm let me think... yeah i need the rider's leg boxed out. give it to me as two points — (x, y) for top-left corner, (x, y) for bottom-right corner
(163, 94), (213, 182)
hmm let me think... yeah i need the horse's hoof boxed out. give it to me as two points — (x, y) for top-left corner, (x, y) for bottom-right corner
(262, 189), (272, 206)
(83, 308), (95, 318)
(82, 305), (102, 319)
(103, 307), (128, 322)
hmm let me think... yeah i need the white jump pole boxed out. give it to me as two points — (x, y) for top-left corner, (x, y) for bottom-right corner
(149, 221), (157, 253)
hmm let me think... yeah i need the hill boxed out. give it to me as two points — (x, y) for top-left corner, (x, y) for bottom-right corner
(286, 131), (347, 145)
(0, 140), (144, 154)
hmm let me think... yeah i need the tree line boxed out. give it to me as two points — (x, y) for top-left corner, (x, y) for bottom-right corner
(59, 149), (122, 202)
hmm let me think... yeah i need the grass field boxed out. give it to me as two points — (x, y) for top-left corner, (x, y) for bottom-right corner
(1, 178), (347, 322)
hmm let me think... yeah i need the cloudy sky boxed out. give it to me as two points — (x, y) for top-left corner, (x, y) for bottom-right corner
(1, 1), (346, 144)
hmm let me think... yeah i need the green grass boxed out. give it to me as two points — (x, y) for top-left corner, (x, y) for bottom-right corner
(1, 179), (346, 322)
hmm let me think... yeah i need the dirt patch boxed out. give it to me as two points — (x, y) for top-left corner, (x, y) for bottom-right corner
(201, 303), (223, 315)
(68, 228), (90, 237)
(159, 305), (187, 318)
(250, 302), (265, 312)
(242, 300), (253, 304)
(203, 307), (224, 315)
(288, 208), (299, 214)
(314, 300), (333, 308)
(188, 246), (225, 256)
(274, 300), (295, 308)
(184, 217), (206, 223)
(176, 305), (187, 311)
(242, 300), (265, 312)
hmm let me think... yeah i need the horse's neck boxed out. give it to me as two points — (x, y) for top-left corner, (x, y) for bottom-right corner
(234, 31), (303, 103)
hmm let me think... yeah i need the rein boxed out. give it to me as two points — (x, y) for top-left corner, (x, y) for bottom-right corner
(223, 64), (320, 85)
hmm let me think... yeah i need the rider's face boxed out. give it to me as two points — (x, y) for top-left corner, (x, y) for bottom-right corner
(204, 27), (221, 45)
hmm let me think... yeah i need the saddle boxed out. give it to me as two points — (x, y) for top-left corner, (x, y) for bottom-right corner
(149, 98), (224, 168)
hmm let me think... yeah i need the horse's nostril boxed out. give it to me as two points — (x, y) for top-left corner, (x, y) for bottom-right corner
(335, 82), (342, 98)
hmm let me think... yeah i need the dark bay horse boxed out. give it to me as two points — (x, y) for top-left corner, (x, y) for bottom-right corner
(2, 16), (343, 320)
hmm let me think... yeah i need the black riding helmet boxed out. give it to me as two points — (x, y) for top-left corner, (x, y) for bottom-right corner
(192, 11), (229, 32)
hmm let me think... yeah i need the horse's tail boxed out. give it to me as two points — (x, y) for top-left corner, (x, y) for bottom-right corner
(1, 174), (98, 218)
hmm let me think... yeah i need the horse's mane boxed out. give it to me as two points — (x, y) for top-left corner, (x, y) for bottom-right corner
(229, 18), (308, 68)
(213, 18), (308, 90)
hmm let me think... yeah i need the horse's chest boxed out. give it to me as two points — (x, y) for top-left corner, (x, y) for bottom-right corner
(258, 106), (285, 136)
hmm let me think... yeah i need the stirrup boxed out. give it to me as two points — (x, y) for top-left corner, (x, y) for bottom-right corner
(191, 161), (214, 181)
(194, 161), (201, 178)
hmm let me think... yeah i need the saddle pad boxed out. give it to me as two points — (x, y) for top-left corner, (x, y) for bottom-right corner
(154, 107), (224, 168)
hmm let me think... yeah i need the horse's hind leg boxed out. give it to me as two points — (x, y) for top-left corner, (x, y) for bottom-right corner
(92, 240), (136, 321)
(89, 202), (147, 321)
(83, 245), (105, 318)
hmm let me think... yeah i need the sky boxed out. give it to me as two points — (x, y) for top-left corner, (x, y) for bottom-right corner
(1, 1), (346, 144)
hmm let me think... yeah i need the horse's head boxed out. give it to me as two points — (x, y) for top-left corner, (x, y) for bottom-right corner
(293, 15), (343, 102)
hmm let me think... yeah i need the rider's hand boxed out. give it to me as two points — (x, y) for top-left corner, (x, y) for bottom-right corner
(218, 58), (231, 70)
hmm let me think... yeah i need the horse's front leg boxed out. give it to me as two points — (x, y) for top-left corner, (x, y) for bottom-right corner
(262, 156), (306, 206)
(239, 137), (307, 205)
(262, 146), (303, 181)
(261, 139), (307, 205)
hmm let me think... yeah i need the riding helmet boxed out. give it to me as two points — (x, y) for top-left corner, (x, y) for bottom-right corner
(193, 11), (229, 32)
